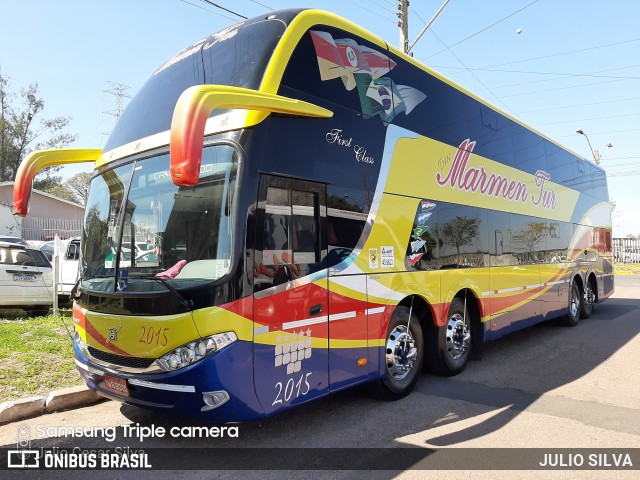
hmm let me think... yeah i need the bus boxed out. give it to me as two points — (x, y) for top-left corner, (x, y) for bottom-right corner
(13, 9), (613, 421)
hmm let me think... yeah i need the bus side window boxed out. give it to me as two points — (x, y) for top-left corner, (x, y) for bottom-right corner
(257, 186), (321, 289)
(263, 187), (292, 266)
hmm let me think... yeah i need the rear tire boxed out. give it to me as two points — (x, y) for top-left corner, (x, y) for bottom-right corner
(559, 281), (581, 327)
(580, 277), (596, 319)
(373, 306), (423, 400)
(426, 297), (472, 376)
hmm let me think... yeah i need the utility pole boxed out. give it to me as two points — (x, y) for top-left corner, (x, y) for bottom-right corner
(397, 0), (409, 54)
(103, 81), (131, 143)
(104, 81), (131, 121)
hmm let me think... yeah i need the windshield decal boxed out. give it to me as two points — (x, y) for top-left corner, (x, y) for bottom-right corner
(309, 30), (426, 125)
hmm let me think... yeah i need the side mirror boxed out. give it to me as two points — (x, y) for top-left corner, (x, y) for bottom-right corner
(13, 149), (101, 217)
(170, 85), (332, 186)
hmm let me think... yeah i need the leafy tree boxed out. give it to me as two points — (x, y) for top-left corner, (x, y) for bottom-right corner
(0, 72), (76, 189)
(66, 172), (92, 205)
(512, 222), (548, 253)
(41, 171), (92, 205)
(43, 184), (78, 203)
(441, 216), (480, 255)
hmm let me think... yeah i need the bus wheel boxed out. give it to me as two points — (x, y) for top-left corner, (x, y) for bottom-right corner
(375, 306), (423, 400)
(560, 281), (582, 327)
(580, 277), (596, 319)
(427, 298), (471, 376)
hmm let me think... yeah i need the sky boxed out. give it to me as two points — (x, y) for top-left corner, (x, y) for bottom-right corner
(1, 0), (638, 236)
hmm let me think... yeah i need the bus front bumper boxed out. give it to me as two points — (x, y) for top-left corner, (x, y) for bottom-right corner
(73, 339), (264, 422)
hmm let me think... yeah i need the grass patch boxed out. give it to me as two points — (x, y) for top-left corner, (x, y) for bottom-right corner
(614, 263), (640, 275)
(0, 308), (83, 402)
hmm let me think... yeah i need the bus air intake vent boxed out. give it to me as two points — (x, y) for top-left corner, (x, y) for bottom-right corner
(87, 347), (155, 369)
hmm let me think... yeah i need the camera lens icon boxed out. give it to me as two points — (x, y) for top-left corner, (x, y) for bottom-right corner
(17, 424), (31, 449)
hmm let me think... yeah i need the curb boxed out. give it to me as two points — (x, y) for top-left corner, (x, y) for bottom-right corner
(0, 386), (106, 425)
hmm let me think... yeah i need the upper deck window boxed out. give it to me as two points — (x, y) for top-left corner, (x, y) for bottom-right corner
(104, 18), (287, 152)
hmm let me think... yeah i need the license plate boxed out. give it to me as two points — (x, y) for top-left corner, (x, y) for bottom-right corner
(103, 375), (129, 396)
(13, 273), (35, 282)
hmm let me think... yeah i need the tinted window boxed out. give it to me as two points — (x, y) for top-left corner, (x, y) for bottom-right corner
(255, 179), (324, 291)
(409, 201), (487, 270)
(511, 123), (547, 175)
(545, 221), (571, 263)
(0, 247), (50, 268)
(509, 214), (547, 265)
(105, 19), (287, 151)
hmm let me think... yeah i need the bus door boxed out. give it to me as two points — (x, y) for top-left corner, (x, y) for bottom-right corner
(253, 175), (329, 414)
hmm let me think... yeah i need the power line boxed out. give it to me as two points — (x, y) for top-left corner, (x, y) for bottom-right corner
(247, 0), (273, 10)
(200, 0), (247, 19)
(515, 97), (640, 114)
(429, 28), (514, 114)
(481, 38), (640, 70)
(555, 128), (640, 139)
(431, 65), (640, 82)
(177, 0), (238, 21)
(498, 78), (628, 99)
(424, 0), (542, 60)
(367, 0), (396, 14)
(345, 0), (395, 24)
(535, 112), (640, 127)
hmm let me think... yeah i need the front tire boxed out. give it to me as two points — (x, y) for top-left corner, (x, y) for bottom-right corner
(374, 306), (423, 400)
(427, 297), (472, 376)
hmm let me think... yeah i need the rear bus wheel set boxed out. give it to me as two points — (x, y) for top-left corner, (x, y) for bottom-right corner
(426, 297), (472, 376)
(375, 297), (475, 400)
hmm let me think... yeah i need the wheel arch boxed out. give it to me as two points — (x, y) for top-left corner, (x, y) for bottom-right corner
(452, 288), (484, 353)
(585, 269), (599, 303)
(570, 269), (585, 293)
(396, 294), (435, 339)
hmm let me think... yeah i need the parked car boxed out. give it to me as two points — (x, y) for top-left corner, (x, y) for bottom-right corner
(0, 241), (54, 316)
(38, 237), (81, 302)
(39, 241), (55, 261)
(0, 235), (29, 246)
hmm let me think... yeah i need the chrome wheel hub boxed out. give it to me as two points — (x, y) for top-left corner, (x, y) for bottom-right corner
(570, 288), (580, 317)
(446, 313), (471, 360)
(385, 325), (417, 381)
(584, 285), (595, 307)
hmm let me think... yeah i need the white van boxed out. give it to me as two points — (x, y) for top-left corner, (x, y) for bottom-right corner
(39, 237), (80, 302)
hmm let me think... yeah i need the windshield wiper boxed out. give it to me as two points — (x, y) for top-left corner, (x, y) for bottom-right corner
(132, 275), (194, 312)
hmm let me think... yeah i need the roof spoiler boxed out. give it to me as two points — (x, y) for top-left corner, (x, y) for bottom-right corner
(12, 149), (102, 217)
(170, 85), (333, 186)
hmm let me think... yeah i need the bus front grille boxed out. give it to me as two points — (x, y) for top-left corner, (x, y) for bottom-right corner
(87, 346), (156, 370)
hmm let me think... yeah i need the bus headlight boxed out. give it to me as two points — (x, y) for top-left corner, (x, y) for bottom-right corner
(156, 332), (237, 372)
(74, 328), (87, 351)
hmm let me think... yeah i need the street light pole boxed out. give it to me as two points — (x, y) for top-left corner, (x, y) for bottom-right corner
(576, 128), (598, 164)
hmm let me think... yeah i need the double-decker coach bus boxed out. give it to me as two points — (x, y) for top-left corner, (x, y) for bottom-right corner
(13, 9), (613, 421)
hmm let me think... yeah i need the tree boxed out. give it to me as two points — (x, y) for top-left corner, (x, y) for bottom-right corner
(0, 72), (76, 188)
(66, 172), (92, 205)
(43, 184), (79, 203)
(512, 222), (548, 253)
(441, 216), (480, 255)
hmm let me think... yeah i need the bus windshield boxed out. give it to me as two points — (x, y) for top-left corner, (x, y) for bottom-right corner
(81, 143), (238, 293)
